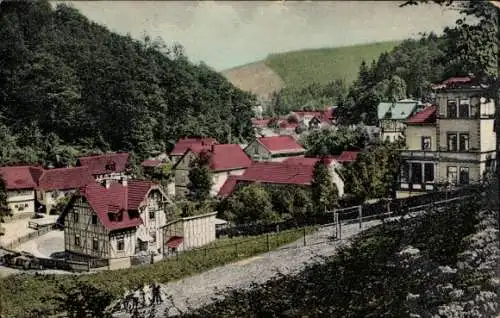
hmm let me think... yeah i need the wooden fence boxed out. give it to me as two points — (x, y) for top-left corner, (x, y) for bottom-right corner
(3, 224), (56, 250)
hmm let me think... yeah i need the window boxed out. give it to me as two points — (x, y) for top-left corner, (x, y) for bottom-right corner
(424, 163), (435, 183)
(410, 163), (422, 184)
(447, 133), (458, 151)
(400, 162), (409, 183)
(73, 212), (79, 223)
(459, 167), (470, 185)
(24, 203), (28, 208)
(91, 214), (98, 225)
(447, 99), (457, 118)
(151, 232), (157, 243)
(447, 166), (458, 185)
(458, 99), (470, 118)
(149, 210), (155, 220)
(459, 133), (469, 151)
(421, 136), (431, 150)
(92, 238), (99, 251)
(117, 238), (124, 251)
(75, 235), (81, 247)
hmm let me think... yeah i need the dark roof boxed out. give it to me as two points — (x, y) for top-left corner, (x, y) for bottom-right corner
(170, 137), (218, 156)
(217, 175), (239, 198)
(38, 167), (94, 191)
(76, 152), (130, 175)
(337, 151), (360, 163)
(78, 180), (155, 231)
(208, 144), (252, 172)
(0, 166), (44, 190)
(407, 105), (437, 124)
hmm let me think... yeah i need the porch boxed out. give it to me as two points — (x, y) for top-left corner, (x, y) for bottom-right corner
(399, 161), (437, 192)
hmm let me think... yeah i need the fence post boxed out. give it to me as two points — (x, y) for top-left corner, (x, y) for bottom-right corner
(87, 260), (90, 272)
(204, 247), (207, 257)
(303, 227), (306, 246)
(334, 211), (338, 239)
(358, 206), (362, 229)
(266, 233), (270, 251)
(338, 217), (342, 240)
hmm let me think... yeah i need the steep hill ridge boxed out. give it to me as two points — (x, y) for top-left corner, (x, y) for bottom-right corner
(221, 41), (402, 100)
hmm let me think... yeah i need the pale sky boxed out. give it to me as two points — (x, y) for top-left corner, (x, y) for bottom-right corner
(52, 1), (461, 71)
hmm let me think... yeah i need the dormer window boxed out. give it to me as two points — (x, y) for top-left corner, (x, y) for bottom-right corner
(105, 161), (116, 171)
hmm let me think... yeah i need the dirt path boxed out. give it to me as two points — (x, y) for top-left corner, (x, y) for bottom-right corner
(113, 220), (382, 317)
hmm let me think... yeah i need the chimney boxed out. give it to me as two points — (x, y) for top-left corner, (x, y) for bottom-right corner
(121, 176), (128, 187)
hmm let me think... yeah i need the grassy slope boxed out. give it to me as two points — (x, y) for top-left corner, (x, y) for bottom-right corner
(264, 41), (402, 89)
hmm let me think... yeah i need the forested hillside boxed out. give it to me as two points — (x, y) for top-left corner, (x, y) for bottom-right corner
(0, 0), (256, 167)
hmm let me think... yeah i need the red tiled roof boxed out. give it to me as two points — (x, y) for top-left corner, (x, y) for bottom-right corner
(140, 159), (163, 168)
(283, 156), (335, 166)
(279, 121), (299, 129)
(252, 119), (270, 127)
(170, 137), (218, 156)
(337, 151), (360, 163)
(0, 166), (44, 190)
(38, 167), (94, 191)
(76, 152), (130, 175)
(208, 144), (252, 172)
(78, 180), (155, 231)
(239, 161), (314, 186)
(407, 105), (437, 124)
(217, 175), (239, 198)
(257, 136), (305, 154)
(167, 236), (184, 248)
(432, 76), (473, 89)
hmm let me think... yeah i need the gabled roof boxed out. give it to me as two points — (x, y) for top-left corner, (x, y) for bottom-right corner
(378, 100), (421, 120)
(76, 152), (130, 175)
(38, 167), (94, 191)
(337, 151), (360, 163)
(0, 166), (44, 190)
(170, 137), (218, 156)
(140, 159), (163, 168)
(255, 136), (305, 154)
(77, 180), (157, 231)
(208, 144), (252, 172)
(217, 175), (239, 198)
(239, 161), (314, 186)
(282, 156), (336, 166)
(407, 105), (437, 124)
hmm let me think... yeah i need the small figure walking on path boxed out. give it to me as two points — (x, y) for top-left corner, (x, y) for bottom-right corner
(151, 282), (163, 304)
(139, 287), (146, 307)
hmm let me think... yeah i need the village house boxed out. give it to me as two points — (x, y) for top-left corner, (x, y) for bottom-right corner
(289, 108), (336, 130)
(173, 143), (252, 198)
(169, 137), (218, 165)
(244, 135), (306, 162)
(399, 76), (496, 193)
(61, 179), (173, 268)
(217, 157), (345, 198)
(0, 166), (43, 218)
(378, 99), (425, 142)
(36, 166), (95, 214)
(76, 152), (130, 184)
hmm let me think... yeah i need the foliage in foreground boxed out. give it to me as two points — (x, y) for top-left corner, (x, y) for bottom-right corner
(183, 196), (496, 317)
(0, 228), (309, 317)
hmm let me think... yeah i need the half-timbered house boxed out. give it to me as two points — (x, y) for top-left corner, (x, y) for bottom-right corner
(62, 179), (173, 263)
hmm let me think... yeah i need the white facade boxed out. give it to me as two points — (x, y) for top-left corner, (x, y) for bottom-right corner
(37, 189), (76, 214)
(6, 189), (36, 217)
(210, 169), (246, 196)
(163, 212), (217, 253)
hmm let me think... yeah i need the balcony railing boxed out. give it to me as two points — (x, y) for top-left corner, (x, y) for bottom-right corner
(401, 150), (479, 162)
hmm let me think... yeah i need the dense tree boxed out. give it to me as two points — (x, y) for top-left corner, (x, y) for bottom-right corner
(301, 126), (365, 156)
(311, 159), (339, 214)
(289, 187), (314, 224)
(0, 175), (10, 222)
(224, 184), (279, 225)
(187, 152), (213, 202)
(51, 282), (114, 318)
(0, 0), (256, 166)
(343, 141), (404, 201)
